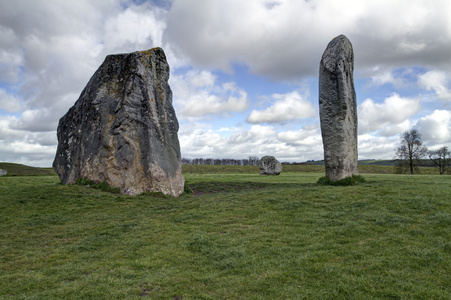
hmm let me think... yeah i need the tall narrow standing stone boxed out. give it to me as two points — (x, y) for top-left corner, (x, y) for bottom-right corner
(319, 35), (358, 181)
(53, 48), (184, 196)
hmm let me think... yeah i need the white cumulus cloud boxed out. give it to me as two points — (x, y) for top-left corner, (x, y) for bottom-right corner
(358, 93), (420, 135)
(171, 70), (249, 119)
(368, 70), (405, 88)
(167, 0), (451, 80)
(358, 134), (398, 160)
(1, 0), (451, 166)
(416, 110), (451, 145)
(246, 91), (315, 124)
(0, 88), (23, 113)
(0, 116), (57, 166)
(277, 124), (321, 146)
(179, 124), (317, 162)
(418, 70), (451, 101)
(103, 4), (167, 53)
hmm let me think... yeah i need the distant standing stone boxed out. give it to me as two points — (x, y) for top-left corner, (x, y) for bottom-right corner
(260, 156), (282, 175)
(53, 48), (184, 196)
(0, 169), (7, 176)
(319, 35), (358, 181)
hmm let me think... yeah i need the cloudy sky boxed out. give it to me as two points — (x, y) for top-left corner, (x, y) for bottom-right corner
(1, 0), (451, 167)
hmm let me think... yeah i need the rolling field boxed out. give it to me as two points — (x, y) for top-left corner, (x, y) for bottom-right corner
(0, 162), (56, 176)
(1, 165), (450, 299)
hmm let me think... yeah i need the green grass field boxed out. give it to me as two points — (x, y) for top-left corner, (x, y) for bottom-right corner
(1, 165), (450, 299)
(0, 162), (56, 176)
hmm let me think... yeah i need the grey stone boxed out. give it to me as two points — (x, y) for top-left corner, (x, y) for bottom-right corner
(0, 169), (7, 176)
(319, 35), (358, 182)
(260, 156), (282, 175)
(53, 48), (185, 196)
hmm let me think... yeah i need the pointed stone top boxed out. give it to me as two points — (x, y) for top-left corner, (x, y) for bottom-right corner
(320, 34), (354, 73)
(329, 34), (352, 47)
(138, 47), (165, 58)
(106, 47), (164, 57)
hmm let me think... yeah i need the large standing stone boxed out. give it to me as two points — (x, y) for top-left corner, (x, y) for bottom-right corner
(0, 169), (7, 176)
(260, 156), (282, 175)
(53, 48), (184, 196)
(319, 35), (358, 181)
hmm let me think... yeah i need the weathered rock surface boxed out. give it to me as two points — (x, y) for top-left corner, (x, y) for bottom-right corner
(53, 48), (184, 196)
(319, 35), (358, 182)
(260, 156), (282, 175)
(0, 169), (7, 176)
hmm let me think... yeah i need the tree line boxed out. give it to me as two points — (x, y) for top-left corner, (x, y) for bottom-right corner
(181, 129), (450, 175)
(394, 128), (450, 175)
(181, 156), (260, 166)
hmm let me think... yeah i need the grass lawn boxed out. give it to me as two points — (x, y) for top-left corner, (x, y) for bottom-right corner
(1, 167), (450, 299)
(0, 162), (55, 177)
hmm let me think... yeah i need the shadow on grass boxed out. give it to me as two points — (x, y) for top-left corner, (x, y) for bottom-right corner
(185, 177), (393, 197)
(186, 181), (317, 196)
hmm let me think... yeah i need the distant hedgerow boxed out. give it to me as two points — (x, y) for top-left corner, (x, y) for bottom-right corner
(317, 175), (366, 186)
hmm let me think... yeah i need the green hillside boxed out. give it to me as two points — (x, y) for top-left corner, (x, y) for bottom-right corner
(297, 159), (398, 166)
(0, 161), (443, 177)
(358, 159), (397, 166)
(0, 162), (56, 176)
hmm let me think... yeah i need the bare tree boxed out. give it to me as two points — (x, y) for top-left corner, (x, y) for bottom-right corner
(181, 157), (192, 165)
(429, 146), (450, 175)
(394, 129), (428, 174)
(248, 155), (260, 166)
